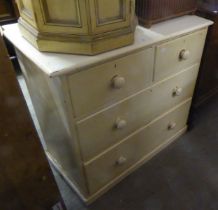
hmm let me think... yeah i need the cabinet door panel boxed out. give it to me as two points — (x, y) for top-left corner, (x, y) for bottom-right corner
(89, 0), (133, 34)
(17, 0), (89, 34)
(35, 0), (88, 34)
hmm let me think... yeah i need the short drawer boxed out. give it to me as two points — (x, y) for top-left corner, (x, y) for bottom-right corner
(77, 64), (199, 161)
(154, 29), (207, 82)
(68, 48), (154, 118)
(84, 100), (191, 194)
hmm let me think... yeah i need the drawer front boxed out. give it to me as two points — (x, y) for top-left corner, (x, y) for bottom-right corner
(77, 64), (199, 161)
(69, 48), (154, 118)
(84, 100), (191, 194)
(154, 29), (207, 82)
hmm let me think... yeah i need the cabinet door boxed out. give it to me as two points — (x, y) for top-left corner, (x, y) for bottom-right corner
(89, 0), (133, 34)
(35, 0), (89, 34)
(17, 0), (89, 34)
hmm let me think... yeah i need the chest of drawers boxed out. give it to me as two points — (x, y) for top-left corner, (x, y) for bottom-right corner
(3, 16), (212, 204)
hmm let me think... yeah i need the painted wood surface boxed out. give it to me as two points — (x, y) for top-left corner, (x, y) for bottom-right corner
(155, 29), (207, 82)
(77, 65), (199, 161)
(3, 16), (211, 203)
(85, 100), (191, 194)
(15, 0), (135, 55)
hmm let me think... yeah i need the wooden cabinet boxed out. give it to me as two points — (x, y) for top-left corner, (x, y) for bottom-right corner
(0, 0), (18, 24)
(84, 100), (191, 194)
(192, 2), (218, 108)
(16, 0), (135, 55)
(89, 0), (132, 33)
(3, 16), (212, 204)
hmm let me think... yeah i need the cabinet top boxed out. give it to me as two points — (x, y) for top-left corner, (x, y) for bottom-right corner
(3, 15), (212, 77)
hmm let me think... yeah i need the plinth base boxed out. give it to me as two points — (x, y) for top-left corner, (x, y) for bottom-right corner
(18, 18), (134, 55)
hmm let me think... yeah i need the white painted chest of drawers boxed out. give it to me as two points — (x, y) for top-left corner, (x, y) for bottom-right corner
(3, 16), (213, 204)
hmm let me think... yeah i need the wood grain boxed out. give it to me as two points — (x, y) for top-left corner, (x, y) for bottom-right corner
(0, 29), (65, 210)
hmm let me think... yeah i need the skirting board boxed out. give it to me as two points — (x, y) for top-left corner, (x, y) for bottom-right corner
(47, 126), (187, 205)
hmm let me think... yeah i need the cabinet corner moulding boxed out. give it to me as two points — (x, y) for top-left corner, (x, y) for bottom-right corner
(16, 0), (136, 55)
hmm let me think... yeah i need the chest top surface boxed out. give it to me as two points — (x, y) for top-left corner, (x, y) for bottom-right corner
(3, 15), (213, 77)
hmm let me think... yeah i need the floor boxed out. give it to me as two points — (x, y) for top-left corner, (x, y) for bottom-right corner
(18, 75), (218, 210)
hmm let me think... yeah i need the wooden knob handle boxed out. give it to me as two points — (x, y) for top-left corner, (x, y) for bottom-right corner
(115, 118), (127, 129)
(173, 87), (183, 96)
(112, 76), (125, 89)
(168, 122), (177, 130)
(179, 49), (190, 60)
(116, 156), (127, 165)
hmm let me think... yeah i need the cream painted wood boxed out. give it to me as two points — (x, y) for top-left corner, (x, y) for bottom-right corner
(3, 16), (213, 77)
(16, 0), (37, 27)
(16, 0), (135, 55)
(35, 32), (134, 55)
(77, 65), (199, 161)
(69, 48), (154, 118)
(15, 49), (88, 195)
(84, 100), (191, 194)
(154, 29), (207, 82)
(3, 17), (211, 204)
(49, 127), (187, 204)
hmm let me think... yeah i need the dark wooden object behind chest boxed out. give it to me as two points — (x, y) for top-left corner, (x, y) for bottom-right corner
(0, 0), (18, 24)
(135, 0), (197, 28)
(192, 2), (218, 108)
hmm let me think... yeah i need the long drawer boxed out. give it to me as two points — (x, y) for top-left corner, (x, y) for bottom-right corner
(84, 100), (191, 194)
(68, 48), (154, 118)
(154, 29), (207, 82)
(77, 64), (199, 161)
